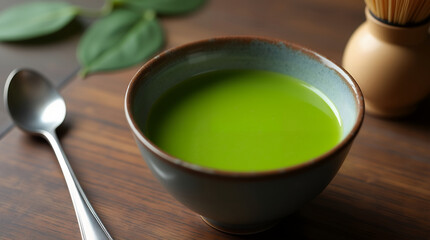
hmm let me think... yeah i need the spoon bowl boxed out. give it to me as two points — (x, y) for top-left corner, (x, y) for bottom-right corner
(5, 69), (66, 133)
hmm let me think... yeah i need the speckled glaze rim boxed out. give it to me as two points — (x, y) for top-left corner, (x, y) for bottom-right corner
(125, 36), (364, 179)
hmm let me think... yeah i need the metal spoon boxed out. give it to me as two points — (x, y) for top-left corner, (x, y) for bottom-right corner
(4, 69), (113, 240)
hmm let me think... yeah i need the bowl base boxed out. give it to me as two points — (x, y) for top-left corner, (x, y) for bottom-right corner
(201, 216), (279, 235)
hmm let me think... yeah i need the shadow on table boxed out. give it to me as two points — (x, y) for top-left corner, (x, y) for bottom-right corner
(365, 96), (430, 130)
(396, 96), (430, 130)
(22, 118), (73, 145)
(232, 201), (412, 240)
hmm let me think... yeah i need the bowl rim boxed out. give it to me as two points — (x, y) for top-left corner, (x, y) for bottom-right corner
(124, 35), (364, 179)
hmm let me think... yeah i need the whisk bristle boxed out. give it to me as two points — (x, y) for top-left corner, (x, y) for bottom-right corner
(364, 0), (430, 25)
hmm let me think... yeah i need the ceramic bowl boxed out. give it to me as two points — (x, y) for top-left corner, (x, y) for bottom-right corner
(125, 36), (364, 234)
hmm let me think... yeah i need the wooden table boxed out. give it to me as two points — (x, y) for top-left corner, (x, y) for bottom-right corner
(1, 0), (429, 239)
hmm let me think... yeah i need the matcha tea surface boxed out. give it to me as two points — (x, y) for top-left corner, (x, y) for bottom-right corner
(146, 69), (342, 171)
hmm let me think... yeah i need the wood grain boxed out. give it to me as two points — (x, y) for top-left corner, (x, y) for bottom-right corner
(0, 0), (429, 239)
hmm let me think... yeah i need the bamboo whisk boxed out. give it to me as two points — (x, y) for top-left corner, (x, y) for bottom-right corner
(364, 0), (430, 25)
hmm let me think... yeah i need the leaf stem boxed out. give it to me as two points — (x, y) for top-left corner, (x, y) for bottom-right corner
(143, 9), (157, 21)
(76, 0), (114, 18)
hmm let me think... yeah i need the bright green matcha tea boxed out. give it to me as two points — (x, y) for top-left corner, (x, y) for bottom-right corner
(146, 69), (342, 172)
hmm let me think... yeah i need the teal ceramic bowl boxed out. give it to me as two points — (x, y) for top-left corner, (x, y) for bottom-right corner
(125, 36), (364, 234)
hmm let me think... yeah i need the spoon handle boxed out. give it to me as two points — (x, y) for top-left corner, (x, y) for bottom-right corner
(43, 130), (113, 240)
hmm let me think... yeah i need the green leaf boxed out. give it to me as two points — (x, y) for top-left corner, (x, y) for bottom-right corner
(77, 9), (164, 76)
(120, 0), (206, 15)
(0, 2), (78, 41)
